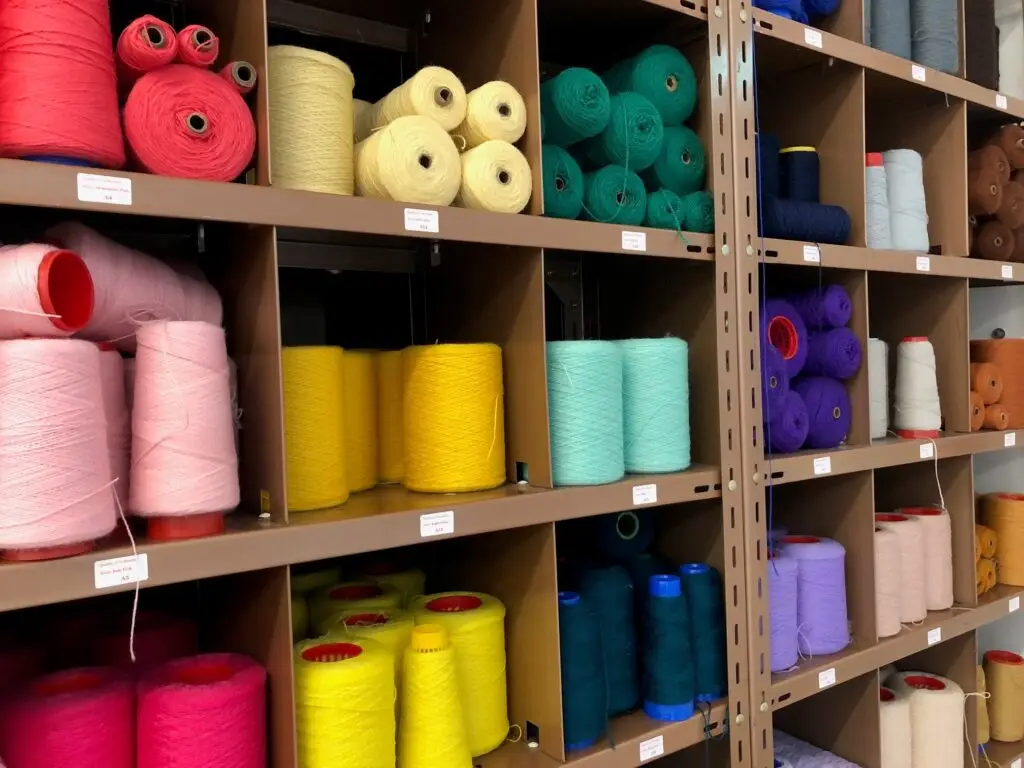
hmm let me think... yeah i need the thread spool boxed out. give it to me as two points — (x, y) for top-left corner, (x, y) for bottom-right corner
(889, 672), (964, 768)
(582, 92), (664, 172)
(355, 563), (426, 606)
(969, 167), (1003, 215)
(643, 574), (695, 721)
(220, 61), (257, 96)
(778, 537), (849, 655)
(603, 44), (698, 125)
(762, 343), (791, 415)
(803, 328), (862, 380)
(880, 686), (913, 768)
(983, 493), (1024, 585)
(984, 403), (1010, 429)
(978, 665), (990, 744)
(998, 181), (1024, 228)
(768, 552), (799, 671)
(582, 165), (647, 225)
(680, 563), (727, 701)
(791, 376), (851, 449)
(984, 650), (1024, 742)
(454, 140), (532, 214)
(990, 125), (1024, 169)
(355, 116), (462, 206)
(867, 152), (894, 249)
(292, 566), (342, 596)
(883, 149), (930, 252)
(870, 0), (911, 57)
(98, 347), (130, 508)
(294, 638), (395, 768)
(766, 390), (810, 453)
(898, 507), (953, 610)
(323, 609), (414, 684)
(594, 510), (656, 562)
(971, 339), (1024, 427)
(876, 513), (927, 622)
(641, 125), (705, 197)
(542, 144), (584, 219)
(761, 197), (853, 245)
(779, 146), (820, 203)
(268, 46), (355, 195)
(875, 526), (902, 638)
(293, 595), (308, 640)
(978, 557), (997, 594)
(0, 244), (94, 340)
(451, 81), (527, 149)
(410, 592), (508, 757)
(893, 337), (941, 438)
(579, 567), (639, 716)
(546, 340), (624, 486)
(910, 0), (959, 74)
(626, 552), (668, 628)
(763, 299), (808, 378)
(341, 350), (378, 493)
(541, 68), (611, 147)
(356, 67), (467, 141)
(311, 582), (403, 635)
(558, 592), (607, 750)
(869, 338), (890, 439)
(403, 343), (504, 493)
(790, 285), (853, 332)
(176, 25), (218, 68)
(973, 220), (1015, 261)
(376, 350), (404, 484)
(116, 16), (177, 83)
(970, 145), (1011, 184)
(971, 391), (985, 432)
(645, 188), (685, 230)
(976, 524), (997, 559)
(680, 190), (715, 233)
(972, 362), (1005, 405)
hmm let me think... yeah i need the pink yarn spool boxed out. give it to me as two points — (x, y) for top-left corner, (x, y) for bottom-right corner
(0, 339), (116, 560)
(0, 244), (94, 339)
(93, 611), (197, 672)
(45, 222), (223, 353)
(0, 667), (134, 768)
(130, 321), (239, 539)
(98, 346), (130, 508)
(137, 653), (267, 768)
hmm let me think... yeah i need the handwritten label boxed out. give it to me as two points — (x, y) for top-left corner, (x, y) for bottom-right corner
(633, 483), (658, 505)
(803, 244), (821, 263)
(420, 510), (454, 538)
(94, 554), (149, 590)
(912, 64), (926, 82)
(1007, 432), (1017, 448)
(621, 231), (647, 252)
(920, 443), (934, 459)
(818, 667), (836, 689)
(639, 735), (665, 762)
(1010, 596), (1020, 613)
(1003, 264), (1014, 280)
(404, 208), (439, 233)
(804, 28), (823, 48)
(77, 173), (132, 206)
(813, 456), (832, 475)
(915, 255), (930, 272)
(927, 627), (942, 645)
(998, 94), (1009, 110)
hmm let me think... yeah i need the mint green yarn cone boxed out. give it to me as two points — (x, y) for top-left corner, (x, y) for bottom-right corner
(541, 68), (611, 147)
(616, 337), (690, 473)
(543, 145), (584, 219)
(680, 190), (715, 233)
(604, 45), (698, 125)
(582, 165), (646, 226)
(582, 92), (664, 172)
(547, 340), (625, 486)
(645, 188), (684, 230)
(642, 125), (705, 196)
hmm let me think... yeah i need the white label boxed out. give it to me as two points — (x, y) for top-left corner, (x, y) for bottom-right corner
(803, 244), (821, 263)
(804, 28), (823, 48)
(919, 442), (934, 459)
(927, 627), (941, 645)
(420, 510), (454, 538)
(94, 554), (149, 590)
(1010, 596), (1020, 613)
(633, 483), (658, 505)
(813, 456), (832, 475)
(1002, 264), (1014, 280)
(77, 173), (132, 206)
(818, 667), (836, 689)
(621, 231), (647, 252)
(998, 94), (1009, 110)
(1010, 759), (1020, 768)
(915, 255), (931, 272)
(404, 208), (439, 233)
(1006, 432), (1017, 448)
(639, 735), (665, 762)
(912, 64), (927, 82)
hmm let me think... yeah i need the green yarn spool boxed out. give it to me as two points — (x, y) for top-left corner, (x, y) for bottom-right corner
(582, 165), (647, 226)
(582, 92), (664, 172)
(642, 125), (705, 196)
(543, 144), (584, 219)
(645, 188), (684, 230)
(604, 44), (698, 125)
(680, 190), (715, 233)
(541, 68), (611, 147)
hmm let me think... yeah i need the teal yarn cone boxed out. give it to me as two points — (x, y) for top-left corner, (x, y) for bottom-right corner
(582, 165), (646, 226)
(559, 591), (607, 751)
(617, 337), (691, 473)
(643, 574), (696, 722)
(582, 92), (664, 172)
(580, 565), (640, 717)
(680, 563), (728, 702)
(604, 45), (698, 125)
(541, 68), (611, 147)
(626, 552), (669, 631)
(680, 190), (715, 233)
(546, 340), (624, 486)
(543, 145), (584, 219)
(645, 188), (684, 229)
(641, 125), (705, 196)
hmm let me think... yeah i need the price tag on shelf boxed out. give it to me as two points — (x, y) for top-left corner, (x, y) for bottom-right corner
(1003, 264), (1014, 280)
(639, 735), (665, 762)
(94, 554), (149, 590)
(621, 231), (647, 252)
(420, 510), (454, 538)
(919, 442), (934, 459)
(803, 244), (820, 263)
(998, 94), (1009, 110)
(77, 173), (131, 206)
(404, 208), (439, 234)
(911, 64), (926, 82)
(1007, 432), (1017, 448)
(813, 456), (832, 475)
(1010, 596), (1020, 613)
(915, 255), (930, 272)
(633, 483), (658, 505)
(818, 667), (836, 689)
(927, 627), (941, 645)
(804, 28), (823, 48)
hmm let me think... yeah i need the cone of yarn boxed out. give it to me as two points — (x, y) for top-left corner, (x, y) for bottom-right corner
(990, 125), (1024, 169)
(997, 181), (1024, 228)
(978, 665), (990, 744)
(582, 91), (665, 172)
(0, 667), (134, 768)
(879, 686), (912, 768)
(451, 81), (527, 149)
(984, 403), (1009, 430)
(581, 165), (647, 225)
(984, 650), (1024, 741)
(803, 328), (862, 380)
(355, 116), (461, 205)
(680, 190), (715, 232)
(176, 25), (218, 68)
(540, 68), (611, 147)
(603, 44), (698, 125)
(866, 152), (893, 249)
(454, 140), (532, 213)
(790, 285), (853, 332)
(761, 342), (790, 414)
(971, 391), (985, 431)
(875, 526), (902, 638)
(92, 611), (197, 671)
(218, 61), (256, 96)
(292, 566), (342, 596)
(323, 608), (414, 683)
(883, 149), (930, 252)
(356, 67), (467, 139)
(971, 339), (1024, 427)
(292, 595), (309, 640)
(116, 15), (178, 83)
(791, 376), (851, 449)
(970, 145), (1011, 185)
(893, 337), (941, 437)
(542, 144), (584, 219)
(356, 563), (426, 605)
(376, 350), (404, 483)
(983, 493), (1024, 585)
(641, 125), (705, 196)
(897, 507), (953, 610)
(778, 536), (849, 655)
(766, 389), (809, 453)
(763, 299), (808, 378)
(768, 553), (799, 671)
(559, 591), (607, 750)
(972, 220), (1015, 261)
(969, 167), (1003, 215)
(869, 338), (889, 439)
(889, 672), (964, 768)
(0, 244), (95, 340)
(98, 347), (130, 507)
(875, 513), (927, 622)
(977, 557), (995, 594)
(341, 350), (378, 493)
(645, 188), (684, 229)
(976, 524), (997, 559)
(268, 46), (355, 195)
(311, 582), (404, 635)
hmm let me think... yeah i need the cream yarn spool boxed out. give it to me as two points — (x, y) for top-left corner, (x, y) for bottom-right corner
(880, 686), (912, 768)
(898, 507), (953, 610)
(355, 116), (461, 206)
(451, 81), (527, 149)
(268, 46), (355, 195)
(875, 513), (927, 622)
(454, 140), (532, 214)
(893, 337), (941, 437)
(353, 98), (372, 128)
(355, 66), (467, 140)
(889, 672), (964, 768)
(875, 526), (902, 638)
(869, 338), (889, 439)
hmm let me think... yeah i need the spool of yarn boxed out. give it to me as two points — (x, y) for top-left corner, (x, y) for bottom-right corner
(98, 347), (130, 507)
(761, 197), (853, 245)
(790, 285), (853, 331)
(582, 92), (664, 172)
(595, 510), (656, 562)
(977, 557), (997, 593)
(410, 592), (508, 757)
(991, 125), (1024, 169)
(116, 16), (177, 83)
(880, 686), (913, 768)
(130, 322), (239, 537)
(579, 567), (639, 715)
(780, 147), (820, 203)
(176, 25), (218, 68)
(292, 567), (342, 596)
(983, 493), (1024, 585)
(454, 140), (532, 213)
(984, 403), (1009, 429)
(875, 526), (902, 638)
(883, 149), (930, 251)
(546, 340), (624, 486)
(294, 638), (395, 768)
(558, 592), (607, 750)
(680, 563), (727, 701)
(138, 654), (266, 768)
(762, 343), (790, 415)
(342, 350), (378, 493)
(971, 362), (1004, 405)
(626, 552), (668, 627)
(758, 132), (781, 199)
(541, 68), (611, 147)
(603, 45), (698, 125)
(875, 513), (927, 622)
(582, 165), (647, 225)
(292, 595), (308, 640)
(311, 582), (403, 635)
(970, 145), (1011, 185)
(803, 328), (862, 380)
(403, 343), (505, 493)
(978, 665), (990, 744)
(893, 337), (941, 438)
(779, 536), (850, 655)
(870, 0), (911, 57)
(890, 672), (965, 768)
(355, 563), (426, 606)
(867, 152), (894, 249)
(323, 609), (414, 683)
(971, 339), (1024, 427)
(774, 730), (862, 768)
(976, 524), (997, 559)
(764, 299), (808, 378)
(973, 220), (1015, 261)
(0, 244), (94, 340)
(768, 553), (799, 671)
(220, 62), (257, 96)
(376, 350), (404, 484)
(984, 650), (1024, 742)
(898, 507), (953, 610)
(451, 81), (527, 149)
(971, 390), (985, 431)
(910, 0), (959, 73)
(355, 116), (461, 206)
(643, 574), (696, 721)
(680, 190), (715, 233)
(645, 188), (684, 229)
(869, 338), (890, 439)
(969, 167), (1003, 215)
(791, 376), (851, 449)
(355, 66), (467, 140)
(542, 144), (584, 219)
(641, 125), (705, 196)
(766, 390), (810, 453)
(0, 667), (133, 768)
(998, 181), (1024, 228)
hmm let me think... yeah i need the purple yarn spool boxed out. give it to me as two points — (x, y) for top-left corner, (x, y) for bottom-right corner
(766, 390), (809, 453)
(763, 299), (808, 378)
(768, 553), (799, 672)
(804, 328), (862, 380)
(779, 536), (850, 656)
(792, 376), (851, 449)
(789, 285), (852, 331)
(774, 730), (862, 768)
(761, 343), (790, 415)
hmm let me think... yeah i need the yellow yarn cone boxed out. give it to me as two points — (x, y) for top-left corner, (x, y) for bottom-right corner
(342, 350), (378, 492)
(451, 81), (527, 149)
(311, 581), (404, 634)
(355, 66), (467, 140)
(376, 350), (404, 483)
(454, 140), (532, 214)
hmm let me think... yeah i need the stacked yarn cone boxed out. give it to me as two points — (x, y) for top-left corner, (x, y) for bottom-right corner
(969, 128), (1024, 263)
(967, 356), (1010, 431)
(976, 522), (998, 596)
(539, 46), (714, 233)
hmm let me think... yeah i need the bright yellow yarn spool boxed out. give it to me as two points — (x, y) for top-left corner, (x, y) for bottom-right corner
(283, 347), (348, 511)
(355, 66), (467, 141)
(410, 592), (508, 757)
(268, 46), (355, 195)
(292, 566), (342, 596)
(451, 81), (527, 149)
(292, 595), (309, 641)
(983, 493), (1024, 585)
(311, 581), (404, 634)
(455, 140), (532, 214)
(357, 564), (426, 606)
(376, 350), (404, 483)
(343, 350), (378, 492)
(399, 624), (473, 768)
(294, 637), (396, 768)
(404, 343), (505, 493)
(355, 116), (462, 205)
(323, 607), (414, 681)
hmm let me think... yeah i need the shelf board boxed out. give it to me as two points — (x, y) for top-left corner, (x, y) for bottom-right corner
(983, 738), (1024, 766)
(639, 0), (708, 23)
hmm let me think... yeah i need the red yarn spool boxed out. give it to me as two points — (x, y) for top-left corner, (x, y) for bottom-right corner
(176, 25), (219, 68)
(92, 611), (198, 672)
(116, 15), (178, 84)
(220, 61), (257, 96)
(0, 0), (124, 167)
(124, 65), (255, 181)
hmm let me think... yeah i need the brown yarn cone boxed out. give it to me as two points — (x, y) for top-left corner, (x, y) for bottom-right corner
(973, 339), (1024, 427)
(1012, 225), (1024, 262)
(990, 124), (1024, 169)
(973, 219), (1016, 260)
(971, 144), (1012, 185)
(971, 390), (986, 430)
(984, 403), (1009, 430)
(998, 181), (1024, 228)
(970, 167), (1003, 215)
(971, 362), (1004, 404)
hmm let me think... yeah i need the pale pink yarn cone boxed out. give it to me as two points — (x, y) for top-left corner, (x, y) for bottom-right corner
(98, 347), (130, 509)
(0, 244), (94, 338)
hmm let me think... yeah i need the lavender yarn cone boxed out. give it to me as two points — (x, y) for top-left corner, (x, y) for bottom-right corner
(804, 328), (862, 380)
(768, 554), (799, 672)
(766, 390), (809, 453)
(789, 284), (852, 331)
(792, 376), (851, 449)
(763, 299), (808, 378)
(774, 730), (861, 768)
(779, 536), (850, 656)
(762, 343), (790, 415)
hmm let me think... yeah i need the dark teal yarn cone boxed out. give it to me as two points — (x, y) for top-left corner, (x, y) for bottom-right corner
(626, 552), (669, 628)
(543, 144), (585, 219)
(643, 574), (696, 722)
(580, 565), (639, 717)
(604, 44), (698, 125)
(541, 68), (611, 147)
(559, 591), (607, 751)
(680, 563), (727, 702)
(582, 165), (647, 226)
(680, 190), (715, 233)
(582, 92), (664, 172)
(645, 188), (684, 229)
(641, 125), (705, 196)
